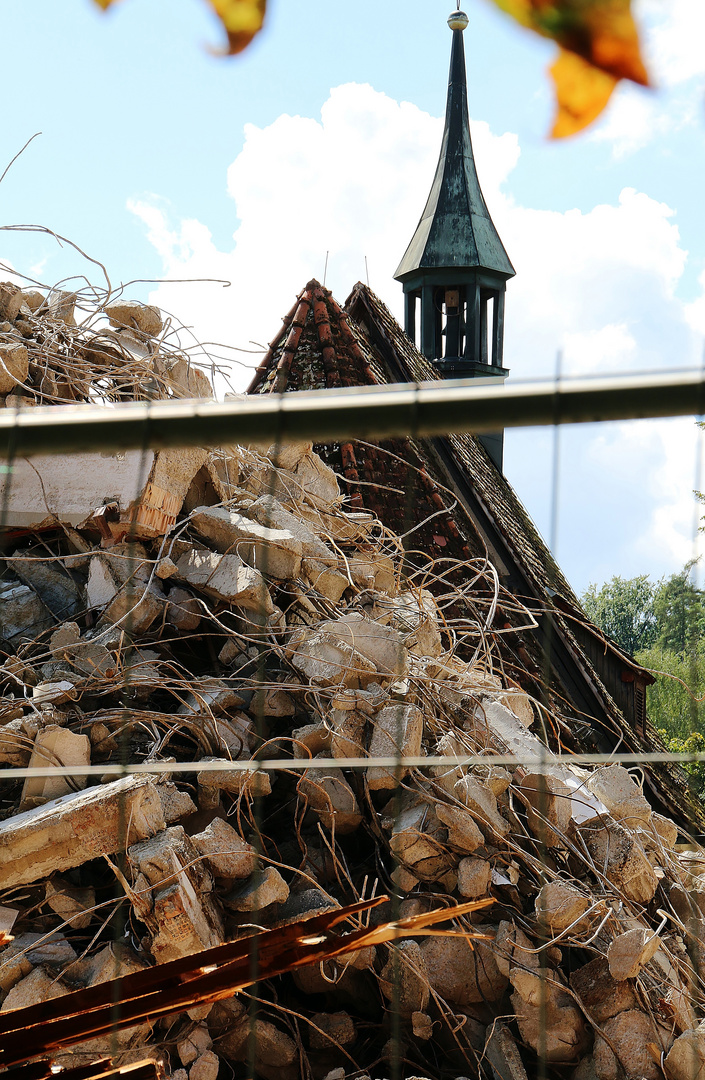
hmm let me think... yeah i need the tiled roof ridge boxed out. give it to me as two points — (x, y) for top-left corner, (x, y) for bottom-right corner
(247, 280), (380, 395)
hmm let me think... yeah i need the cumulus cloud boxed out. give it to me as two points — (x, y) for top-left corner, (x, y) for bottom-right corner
(130, 81), (703, 592)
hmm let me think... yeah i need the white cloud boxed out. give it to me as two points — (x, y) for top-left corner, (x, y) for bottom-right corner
(640, 0), (705, 86)
(131, 81), (703, 590)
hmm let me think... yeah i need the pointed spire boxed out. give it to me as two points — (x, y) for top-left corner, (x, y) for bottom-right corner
(395, 10), (514, 281)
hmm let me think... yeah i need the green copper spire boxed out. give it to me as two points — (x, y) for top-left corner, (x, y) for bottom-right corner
(395, 11), (514, 282)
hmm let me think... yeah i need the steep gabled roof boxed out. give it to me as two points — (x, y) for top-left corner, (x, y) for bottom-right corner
(248, 278), (704, 831)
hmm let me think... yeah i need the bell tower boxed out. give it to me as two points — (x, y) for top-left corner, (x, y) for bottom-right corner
(394, 8), (515, 466)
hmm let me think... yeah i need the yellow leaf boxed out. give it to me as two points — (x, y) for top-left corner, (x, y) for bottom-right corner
(550, 47), (617, 138)
(92, 0), (119, 8)
(208, 0), (267, 55)
(488, 0), (649, 86)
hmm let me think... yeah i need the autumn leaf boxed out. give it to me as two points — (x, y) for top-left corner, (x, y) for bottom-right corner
(550, 47), (618, 137)
(208, 0), (267, 55)
(92, 0), (267, 56)
(486, 0), (650, 137)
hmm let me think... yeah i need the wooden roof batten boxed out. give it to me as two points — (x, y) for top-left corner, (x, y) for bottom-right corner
(395, 8), (514, 404)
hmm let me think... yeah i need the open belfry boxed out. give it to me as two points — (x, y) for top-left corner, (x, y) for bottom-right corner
(1, 11), (705, 1080)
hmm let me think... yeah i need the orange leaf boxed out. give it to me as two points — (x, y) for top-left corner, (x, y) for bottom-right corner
(550, 47), (618, 138)
(92, 0), (120, 8)
(488, 0), (649, 86)
(208, 0), (267, 55)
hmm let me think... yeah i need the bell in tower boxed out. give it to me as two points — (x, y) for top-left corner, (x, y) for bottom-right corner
(394, 9), (515, 384)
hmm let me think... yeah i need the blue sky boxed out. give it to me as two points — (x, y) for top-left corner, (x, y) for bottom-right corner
(4, 0), (705, 595)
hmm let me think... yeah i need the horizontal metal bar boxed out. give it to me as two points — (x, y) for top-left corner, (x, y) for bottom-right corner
(0, 749), (702, 781)
(1, 369), (704, 458)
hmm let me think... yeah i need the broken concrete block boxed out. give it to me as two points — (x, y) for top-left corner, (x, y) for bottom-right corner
(262, 442), (341, 511)
(191, 505), (303, 580)
(0, 343), (28, 394)
(227, 866), (289, 911)
(329, 707), (366, 760)
(21, 289), (44, 312)
(105, 300), (163, 336)
(309, 1010), (357, 1050)
(0, 931), (77, 994)
(197, 759), (272, 798)
(303, 558), (349, 602)
(12, 551), (81, 620)
(485, 1022), (529, 1080)
(664, 1025), (705, 1080)
(168, 357), (214, 399)
(367, 703), (423, 789)
(1, 965), (70, 1013)
(412, 1012), (434, 1041)
(454, 774), (510, 838)
(176, 549), (273, 614)
(289, 627), (378, 690)
(189, 1050), (220, 1080)
(292, 721), (332, 758)
(86, 555), (119, 609)
(0, 720), (33, 767)
(158, 782), (198, 824)
(0, 580), (52, 643)
(219, 1016), (297, 1073)
(511, 969), (588, 1063)
(128, 826), (223, 963)
(50, 622), (115, 678)
(495, 920), (538, 979)
(178, 1024), (213, 1066)
(384, 589), (443, 658)
(587, 766), (652, 827)
(608, 927), (661, 981)
(577, 816), (658, 903)
(535, 882), (592, 934)
(421, 931), (507, 1005)
(328, 613), (408, 680)
(457, 857), (492, 898)
(380, 940), (430, 1016)
(192, 817), (257, 879)
(248, 495), (338, 564)
(593, 1009), (671, 1080)
(298, 756), (363, 834)
(435, 802), (485, 853)
(570, 957), (638, 1023)
(521, 772), (572, 847)
(98, 580), (164, 636)
(45, 877), (96, 930)
(19, 725), (91, 811)
(0, 282), (23, 321)
(156, 556), (178, 579)
(166, 587), (202, 631)
(650, 812), (680, 849)
(0, 775), (165, 889)
(388, 800), (453, 882)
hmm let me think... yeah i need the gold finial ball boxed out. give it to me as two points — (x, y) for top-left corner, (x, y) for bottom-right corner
(448, 10), (469, 30)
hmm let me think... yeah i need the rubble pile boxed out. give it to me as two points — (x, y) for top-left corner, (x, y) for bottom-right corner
(1, 292), (705, 1080)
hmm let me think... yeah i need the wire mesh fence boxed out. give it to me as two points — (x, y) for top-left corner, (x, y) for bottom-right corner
(2, 276), (705, 1080)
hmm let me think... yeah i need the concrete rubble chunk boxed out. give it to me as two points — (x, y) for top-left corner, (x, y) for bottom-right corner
(485, 1022), (530, 1080)
(0, 775), (166, 889)
(0, 282), (23, 321)
(192, 816), (257, 879)
(1, 966), (70, 1013)
(105, 300), (163, 336)
(298, 756), (363, 834)
(535, 882), (592, 934)
(191, 504), (303, 580)
(166, 586), (203, 631)
(98, 580), (164, 636)
(19, 725), (91, 811)
(388, 799), (453, 882)
(0, 580), (52, 643)
(454, 773), (511, 838)
(178, 1024), (213, 1066)
(86, 555), (119, 609)
(329, 706), (366, 759)
(367, 702), (423, 789)
(226, 866), (289, 911)
(421, 931), (507, 1005)
(608, 927), (661, 981)
(570, 957), (638, 1023)
(189, 1050), (220, 1080)
(593, 1009), (671, 1080)
(197, 759), (272, 798)
(495, 920), (538, 979)
(587, 765), (652, 827)
(457, 856), (492, 898)
(380, 940), (430, 1016)
(577, 815), (658, 903)
(219, 1016), (297, 1074)
(248, 494), (338, 564)
(512, 968), (588, 1063)
(176, 548), (273, 612)
(664, 1024), (705, 1080)
(522, 772), (572, 847)
(12, 551), (81, 620)
(309, 1010), (357, 1049)
(650, 812), (679, 849)
(435, 801), (485, 853)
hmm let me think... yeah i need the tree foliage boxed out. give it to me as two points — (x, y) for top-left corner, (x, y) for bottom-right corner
(582, 573), (656, 655)
(93, 0), (267, 55)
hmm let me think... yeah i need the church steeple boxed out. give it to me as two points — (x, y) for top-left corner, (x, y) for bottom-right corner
(394, 8), (514, 379)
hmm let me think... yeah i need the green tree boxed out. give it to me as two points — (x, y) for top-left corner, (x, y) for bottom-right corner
(582, 574), (656, 655)
(652, 562), (705, 653)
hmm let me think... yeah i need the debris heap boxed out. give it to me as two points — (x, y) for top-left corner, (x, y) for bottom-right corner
(1, 290), (705, 1080)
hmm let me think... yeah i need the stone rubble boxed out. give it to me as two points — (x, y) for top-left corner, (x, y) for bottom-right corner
(0, 290), (703, 1080)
